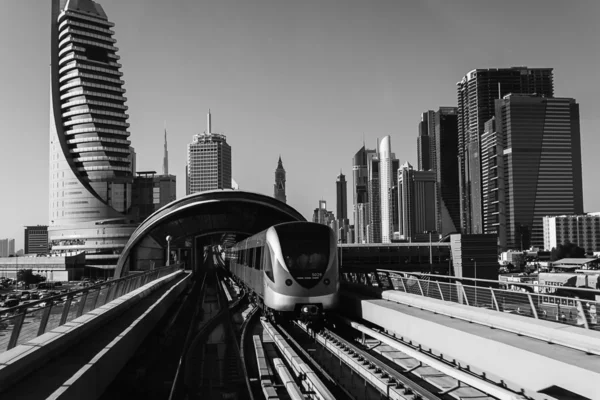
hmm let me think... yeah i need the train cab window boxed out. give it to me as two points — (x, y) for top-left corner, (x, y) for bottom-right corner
(275, 223), (331, 289)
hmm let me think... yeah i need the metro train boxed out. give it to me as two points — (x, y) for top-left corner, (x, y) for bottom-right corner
(227, 221), (339, 322)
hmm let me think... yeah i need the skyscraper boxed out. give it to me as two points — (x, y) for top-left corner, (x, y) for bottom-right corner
(352, 145), (376, 243)
(49, 0), (138, 272)
(457, 67), (554, 234)
(398, 162), (437, 241)
(434, 107), (460, 236)
(163, 127), (169, 175)
(132, 171), (177, 222)
(274, 156), (286, 203)
(379, 136), (395, 243)
(367, 152), (381, 243)
(336, 172), (347, 221)
(417, 111), (435, 171)
(186, 110), (232, 194)
(24, 226), (49, 254)
(495, 94), (583, 249)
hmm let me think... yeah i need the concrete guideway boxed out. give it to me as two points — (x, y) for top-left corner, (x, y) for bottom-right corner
(0, 270), (191, 399)
(341, 289), (600, 400)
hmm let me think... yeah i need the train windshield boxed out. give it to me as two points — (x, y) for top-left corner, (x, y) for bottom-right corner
(275, 223), (331, 289)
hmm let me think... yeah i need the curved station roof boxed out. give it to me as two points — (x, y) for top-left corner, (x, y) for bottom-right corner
(114, 190), (305, 277)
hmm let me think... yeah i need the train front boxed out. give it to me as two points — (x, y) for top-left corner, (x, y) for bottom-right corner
(267, 222), (339, 322)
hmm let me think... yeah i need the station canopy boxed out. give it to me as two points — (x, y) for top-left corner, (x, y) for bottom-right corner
(114, 190), (305, 277)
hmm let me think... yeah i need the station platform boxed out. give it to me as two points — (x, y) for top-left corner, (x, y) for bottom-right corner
(340, 287), (600, 400)
(0, 270), (190, 399)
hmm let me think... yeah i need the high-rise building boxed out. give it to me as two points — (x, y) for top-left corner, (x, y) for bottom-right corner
(0, 239), (16, 257)
(398, 162), (437, 241)
(417, 111), (435, 171)
(379, 136), (396, 243)
(336, 171), (349, 243)
(274, 156), (286, 203)
(367, 152), (381, 243)
(24, 226), (49, 254)
(480, 117), (505, 249)
(49, 0), (139, 273)
(336, 172), (347, 222)
(186, 110), (232, 194)
(163, 128), (169, 175)
(312, 200), (335, 226)
(434, 107), (460, 236)
(132, 171), (177, 222)
(457, 67), (554, 235)
(496, 94), (583, 249)
(543, 214), (600, 254)
(352, 145), (376, 243)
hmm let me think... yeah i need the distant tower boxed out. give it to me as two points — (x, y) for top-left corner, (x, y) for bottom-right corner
(186, 110), (232, 194)
(163, 126), (169, 175)
(336, 172), (347, 221)
(274, 156), (287, 203)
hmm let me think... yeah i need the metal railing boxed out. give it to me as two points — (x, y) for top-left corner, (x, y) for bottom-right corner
(341, 268), (600, 331)
(0, 264), (182, 353)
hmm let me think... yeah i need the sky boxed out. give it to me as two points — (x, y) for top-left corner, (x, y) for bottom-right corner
(1, 0), (599, 250)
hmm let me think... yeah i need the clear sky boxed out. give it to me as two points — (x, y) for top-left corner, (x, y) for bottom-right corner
(1, 0), (599, 250)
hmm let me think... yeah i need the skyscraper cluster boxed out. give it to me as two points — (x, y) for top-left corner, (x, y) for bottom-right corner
(350, 66), (584, 251)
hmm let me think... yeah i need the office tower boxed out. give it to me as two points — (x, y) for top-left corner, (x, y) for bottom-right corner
(434, 107), (460, 236)
(49, 0), (138, 272)
(417, 111), (435, 171)
(398, 162), (437, 241)
(367, 152), (381, 243)
(480, 117), (506, 249)
(274, 156), (287, 203)
(24, 226), (49, 254)
(186, 110), (232, 194)
(390, 158), (400, 237)
(543, 214), (600, 254)
(312, 200), (335, 226)
(352, 145), (376, 243)
(129, 146), (136, 175)
(132, 171), (177, 222)
(457, 67), (554, 234)
(496, 94), (583, 249)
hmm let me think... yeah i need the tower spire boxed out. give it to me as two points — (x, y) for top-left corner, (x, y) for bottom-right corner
(163, 124), (169, 175)
(207, 109), (212, 134)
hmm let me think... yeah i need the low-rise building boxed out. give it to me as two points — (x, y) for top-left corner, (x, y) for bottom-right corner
(543, 213), (600, 253)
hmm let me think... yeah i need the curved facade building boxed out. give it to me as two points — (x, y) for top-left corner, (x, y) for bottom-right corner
(49, 0), (137, 273)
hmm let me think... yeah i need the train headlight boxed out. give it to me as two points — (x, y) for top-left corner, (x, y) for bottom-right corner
(285, 279), (293, 286)
(323, 278), (330, 285)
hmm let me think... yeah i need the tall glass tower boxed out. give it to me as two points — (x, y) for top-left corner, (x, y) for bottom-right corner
(49, 0), (137, 274)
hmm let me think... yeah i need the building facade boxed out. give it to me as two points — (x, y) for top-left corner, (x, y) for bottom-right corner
(24, 226), (49, 254)
(49, 0), (139, 272)
(543, 214), (600, 254)
(417, 111), (435, 171)
(457, 67), (554, 235)
(367, 153), (381, 243)
(186, 110), (232, 194)
(434, 107), (460, 236)
(352, 145), (376, 243)
(0, 239), (16, 258)
(274, 156), (286, 203)
(379, 136), (396, 243)
(131, 171), (177, 222)
(498, 94), (583, 249)
(397, 162), (437, 241)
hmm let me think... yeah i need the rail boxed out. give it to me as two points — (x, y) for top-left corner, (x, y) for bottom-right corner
(0, 264), (182, 353)
(341, 268), (600, 331)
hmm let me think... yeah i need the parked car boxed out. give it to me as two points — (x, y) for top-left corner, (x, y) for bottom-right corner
(20, 291), (31, 301)
(1, 298), (19, 308)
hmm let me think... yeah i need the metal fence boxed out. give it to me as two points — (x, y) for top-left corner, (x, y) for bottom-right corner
(341, 269), (600, 331)
(0, 264), (181, 353)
